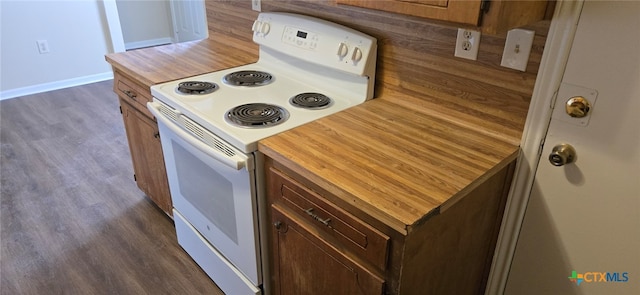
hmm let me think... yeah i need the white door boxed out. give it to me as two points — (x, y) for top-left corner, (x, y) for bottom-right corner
(505, 1), (640, 294)
(170, 0), (208, 43)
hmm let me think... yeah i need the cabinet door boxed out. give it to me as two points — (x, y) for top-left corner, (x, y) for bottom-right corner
(270, 204), (385, 295)
(337, 0), (483, 26)
(120, 99), (172, 215)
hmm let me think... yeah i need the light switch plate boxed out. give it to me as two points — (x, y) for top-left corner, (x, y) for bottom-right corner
(500, 29), (535, 71)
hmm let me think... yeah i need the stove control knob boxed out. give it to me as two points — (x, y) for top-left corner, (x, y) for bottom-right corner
(337, 43), (349, 59)
(252, 20), (261, 33)
(351, 47), (363, 63)
(260, 22), (271, 35)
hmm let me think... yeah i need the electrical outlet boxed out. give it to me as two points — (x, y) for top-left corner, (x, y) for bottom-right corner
(251, 0), (261, 11)
(454, 28), (480, 60)
(500, 29), (535, 71)
(36, 40), (50, 54)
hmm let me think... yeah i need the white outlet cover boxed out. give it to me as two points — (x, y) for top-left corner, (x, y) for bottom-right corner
(454, 28), (481, 60)
(501, 29), (535, 71)
(252, 0), (261, 11)
(36, 40), (50, 54)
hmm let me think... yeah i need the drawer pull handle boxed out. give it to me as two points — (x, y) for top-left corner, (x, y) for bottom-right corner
(304, 208), (331, 227)
(123, 90), (137, 100)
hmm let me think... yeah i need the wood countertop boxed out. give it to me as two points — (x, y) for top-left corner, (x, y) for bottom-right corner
(258, 86), (521, 235)
(105, 37), (258, 88)
(105, 37), (522, 236)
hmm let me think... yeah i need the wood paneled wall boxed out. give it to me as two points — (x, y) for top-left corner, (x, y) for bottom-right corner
(205, 0), (550, 134)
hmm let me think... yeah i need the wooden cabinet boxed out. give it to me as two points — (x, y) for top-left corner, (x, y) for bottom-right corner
(264, 156), (516, 294)
(337, 0), (483, 26)
(114, 70), (172, 216)
(336, 0), (550, 34)
(268, 167), (386, 295)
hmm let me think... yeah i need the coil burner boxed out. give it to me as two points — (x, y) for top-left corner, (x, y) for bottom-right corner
(289, 93), (333, 109)
(176, 81), (218, 95)
(225, 103), (289, 128)
(222, 70), (274, 87)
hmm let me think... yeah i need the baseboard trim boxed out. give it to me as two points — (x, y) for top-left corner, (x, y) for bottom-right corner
(0, 72), (114, 101)
(125, 38), (172, 50)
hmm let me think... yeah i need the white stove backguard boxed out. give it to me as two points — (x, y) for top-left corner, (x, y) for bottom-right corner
(253, 12), (377, 101)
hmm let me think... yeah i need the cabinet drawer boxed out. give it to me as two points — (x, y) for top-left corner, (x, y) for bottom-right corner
(269, 168), (389, 270)
(114, 71), (154, 118)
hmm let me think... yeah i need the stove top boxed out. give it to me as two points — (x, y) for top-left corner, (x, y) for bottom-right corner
(152, 63), (364, 152)
(149, 12), (377, 153)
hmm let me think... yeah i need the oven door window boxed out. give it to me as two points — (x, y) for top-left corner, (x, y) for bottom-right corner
(173, 142), (238, 243)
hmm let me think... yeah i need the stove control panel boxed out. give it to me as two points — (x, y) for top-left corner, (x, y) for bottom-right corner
(253, 12), (377, 77)
(282, 26), (319, 50)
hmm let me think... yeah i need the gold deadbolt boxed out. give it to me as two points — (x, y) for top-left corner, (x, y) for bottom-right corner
(566, 96), (591, 118)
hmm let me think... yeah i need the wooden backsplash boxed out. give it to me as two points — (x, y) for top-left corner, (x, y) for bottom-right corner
(205, 0), (550, 135)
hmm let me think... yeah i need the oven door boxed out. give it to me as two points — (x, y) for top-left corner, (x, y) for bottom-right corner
(148, 101), (261, 294)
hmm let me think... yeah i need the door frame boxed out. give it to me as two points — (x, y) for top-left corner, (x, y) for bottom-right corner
(484, 1), (585, 294)
(102, 0), (126, 53)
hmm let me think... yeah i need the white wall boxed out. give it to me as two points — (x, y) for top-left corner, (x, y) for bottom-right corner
(116, 0), (173, 50)
(0, 0), (117, 100)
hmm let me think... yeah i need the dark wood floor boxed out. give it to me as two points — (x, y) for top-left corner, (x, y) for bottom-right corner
(0, 81), (223, 294)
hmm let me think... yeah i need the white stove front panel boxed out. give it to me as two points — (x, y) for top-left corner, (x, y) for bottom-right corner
(151, 64), (364, 153)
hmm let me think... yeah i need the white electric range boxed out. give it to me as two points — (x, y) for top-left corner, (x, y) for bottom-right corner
(147, 12), (376, 294)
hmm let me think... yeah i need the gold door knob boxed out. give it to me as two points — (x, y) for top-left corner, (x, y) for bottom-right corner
(548, 143), (577, 166)
(566, 96), (591, 118)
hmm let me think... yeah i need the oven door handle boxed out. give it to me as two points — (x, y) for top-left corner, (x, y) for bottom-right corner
(147, 101), (251, 171)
